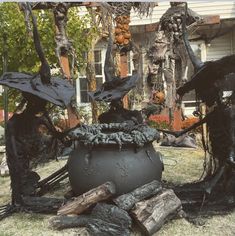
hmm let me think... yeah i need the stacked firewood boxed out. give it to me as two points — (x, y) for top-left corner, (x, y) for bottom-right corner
(49, 180), (182, 235)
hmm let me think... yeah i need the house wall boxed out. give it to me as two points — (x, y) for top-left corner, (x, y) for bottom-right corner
(206, 32), (234, 60)
(130, 1), (235, 26)
(77, 3), (235, 114)
(132, 28), (235, 115)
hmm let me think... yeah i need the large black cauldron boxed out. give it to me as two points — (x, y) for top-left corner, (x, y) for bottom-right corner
(68, 143), (163, 196)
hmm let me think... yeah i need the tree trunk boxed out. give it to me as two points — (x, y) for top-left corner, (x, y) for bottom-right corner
(131, 189), (182, 235)
(119, 53), (129, 109)
(57, 181), (116, 215)
(113, 180), (162, 211)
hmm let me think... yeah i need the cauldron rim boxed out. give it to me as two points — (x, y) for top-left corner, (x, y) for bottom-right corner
(75, 141), (154, 151)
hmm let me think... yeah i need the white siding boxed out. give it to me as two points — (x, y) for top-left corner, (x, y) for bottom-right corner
(130, 1), (235, 26)
(206, 33), (232, 60)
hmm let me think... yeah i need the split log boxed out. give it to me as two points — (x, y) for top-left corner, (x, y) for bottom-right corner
(91, 203), (132, 229)
(131, 189), (182, 235)
(23, 196), (65, 213)
(50, 216), (130, 236)
(50, 203), (132, 236)
(57, 181), (116, 215)
(113, 180), (162, 211)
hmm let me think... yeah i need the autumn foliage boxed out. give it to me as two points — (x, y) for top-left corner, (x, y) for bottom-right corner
(147, 115), (201, 132)
(147, 114), (171, 130)
(181, 117), (199, 129)
(181, 117), (201, 132)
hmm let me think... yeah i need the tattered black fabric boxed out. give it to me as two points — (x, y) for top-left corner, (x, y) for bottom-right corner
(88, 74), (139, 102)
(0, 3), (74, 219)
(98, 100), (143, 124)
(0, 72), (75, 107)
(5, 102), (62, 205)
(163, 3), (235, 215)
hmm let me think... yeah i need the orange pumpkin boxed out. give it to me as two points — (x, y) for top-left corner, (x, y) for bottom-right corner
(123, 19), (130, 24)
(117, 23), (123, 29)
(153, 91), (165, 104)
(115, 16), (122, 23)
(115, 28), (122, 34)
(124, 32), (131, 39)
(115, 34), (125, 44)
(123, 39), (129, 45)
(123, 24), (129, 31)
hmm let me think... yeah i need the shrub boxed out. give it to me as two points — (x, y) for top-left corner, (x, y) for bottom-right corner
(181, 117), (201, 132)
(147, 114), (171, 130)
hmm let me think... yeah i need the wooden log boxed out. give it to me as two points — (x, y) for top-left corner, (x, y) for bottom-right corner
(131, 189), (182, 235)
(23, 196), (65, 214)
(50, 203), (132, 236)
(91, 203), (132, 229)
(113, 180), (162, 211)
(57, 182), (116, 215)
(50, 216), (130, 236)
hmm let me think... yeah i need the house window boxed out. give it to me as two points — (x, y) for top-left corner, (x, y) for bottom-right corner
(79, 77), (103, 103)
(79, 49), (104, 103)
(186, 41), (205, 80)
(191, 44), (202, 61)
(181, 41), (205, 114)
(127, 51), (133, 75)
(79, 77), (89, 103)
(77, 49), (134, 103)
(94, 50), (102, 76)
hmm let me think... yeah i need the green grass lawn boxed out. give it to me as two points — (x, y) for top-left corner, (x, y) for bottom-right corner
(0, 144), (235, 236)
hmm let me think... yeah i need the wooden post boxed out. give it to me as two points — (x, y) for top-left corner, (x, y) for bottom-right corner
(54, 19), (79, 128)
(60, 55), (71, 80)
(86, 36), (100, 124)
(119, 53), (129, 109)
(60, 58), (79, 128)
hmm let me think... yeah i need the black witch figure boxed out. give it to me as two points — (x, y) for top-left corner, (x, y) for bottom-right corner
(88, 27), (143, 125)
(6, 93), (63, 205)
(0, 3), (75, 218)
